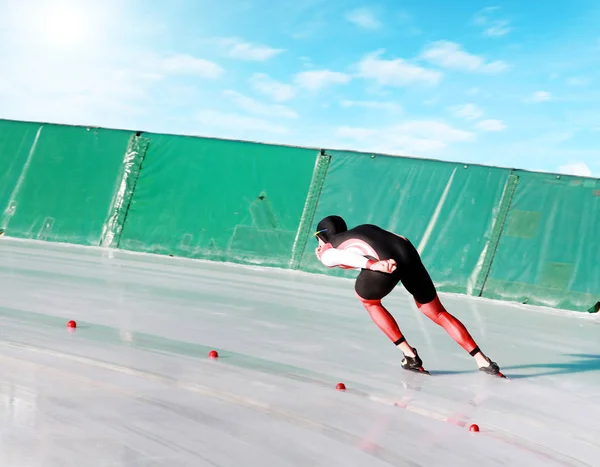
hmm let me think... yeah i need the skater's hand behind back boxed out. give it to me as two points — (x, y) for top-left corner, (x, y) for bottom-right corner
(369, 259), (397, 274)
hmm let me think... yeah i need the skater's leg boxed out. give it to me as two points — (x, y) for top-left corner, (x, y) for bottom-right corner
(414, 296), (487, 363)
(415, 296), (477, 352)
(413, 292), (499, 369)
(354, 292), (415, 356)
(354, 270), (419, 361)
(418, 297), (501, 374)
(394, 238), (498, 371)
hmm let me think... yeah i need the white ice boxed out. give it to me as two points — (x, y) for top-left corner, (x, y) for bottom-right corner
(0, 237), (599, 466)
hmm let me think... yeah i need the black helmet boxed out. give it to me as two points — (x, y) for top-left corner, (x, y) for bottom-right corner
(314, 215), (347, 243)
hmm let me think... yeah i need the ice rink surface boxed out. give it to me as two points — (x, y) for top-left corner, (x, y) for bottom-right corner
(0, 237), (599, 466)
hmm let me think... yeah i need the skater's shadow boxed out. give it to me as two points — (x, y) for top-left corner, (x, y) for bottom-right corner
(501, 354), (600, 379)
(427, 370), (471, 376)
(426, 354), (600, 379)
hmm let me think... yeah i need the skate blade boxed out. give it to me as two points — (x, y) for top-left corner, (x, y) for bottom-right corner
(404, 366), (431, 375)
(482, 370), (507, 379)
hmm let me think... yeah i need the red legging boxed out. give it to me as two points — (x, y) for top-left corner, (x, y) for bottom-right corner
(356, 292), (479, 354)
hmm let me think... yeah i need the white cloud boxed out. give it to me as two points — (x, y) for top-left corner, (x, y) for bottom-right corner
(294, 69), (351, 91)
(160, 84), (202, 106)
(421, 41), (509, 73)
(357, 50), (442, 86)
(472, 130), (598, 176)
(557, 162), (592, 177)
(299, 56), (314, 68)
(218, 37), (284, 61)
(528, 91), (552, 102)
(195, 110), (289, 135)
(250, 73), (296, 102)
(484, 21), (512, 37)
(0, 46), (226, 128)
(346, 8), (381, 29)
(334, 120), (475, 156)
(161, 54), (223, 78)
(476, 119), (507, 132)
(566, 76), (590, 87)
(473, 7), (512, 37)
(340, 100), (402, 112)
(451, 103), (483, 121)
(223, 90), (298, 119)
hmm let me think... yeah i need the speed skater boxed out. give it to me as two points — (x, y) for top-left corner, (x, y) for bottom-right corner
(313, 215), (502, 377)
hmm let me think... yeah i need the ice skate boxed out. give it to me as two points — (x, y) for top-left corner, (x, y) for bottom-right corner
(401, 348), (430, 375)
(479, 356), (506, 378)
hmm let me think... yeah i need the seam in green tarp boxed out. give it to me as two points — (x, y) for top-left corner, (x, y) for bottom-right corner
(289, 151), (331, 269)
(477, 171), (519, 296)
(100, 133), (150, 248)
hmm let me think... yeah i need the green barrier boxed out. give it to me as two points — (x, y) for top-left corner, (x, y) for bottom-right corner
(0, 120), (44, 229)
(0, 117), (597, 313)
(297, 150), (513, 297)
(0, 122), (134, 245)
(117, 134), (318, 268)
(481, 170), (600, 312)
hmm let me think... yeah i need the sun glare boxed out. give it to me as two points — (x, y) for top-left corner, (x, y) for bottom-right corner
(43, 6), (90, 46)
(14, 1), (107, 49)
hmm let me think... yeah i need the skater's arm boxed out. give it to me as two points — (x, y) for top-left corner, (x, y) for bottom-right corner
(317, 246), (396, 273)
(319, 246), (374, 269)
(315, 243), (397, 273)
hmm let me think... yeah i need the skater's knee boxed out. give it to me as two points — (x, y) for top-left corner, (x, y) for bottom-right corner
(415, 295), (447, 323)
(415, 293), (441, 308)
(413, 286), (437, 305)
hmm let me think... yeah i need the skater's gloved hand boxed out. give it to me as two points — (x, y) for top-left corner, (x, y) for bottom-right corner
(315, 244), (326, 258)
(367, 259), (397, 274)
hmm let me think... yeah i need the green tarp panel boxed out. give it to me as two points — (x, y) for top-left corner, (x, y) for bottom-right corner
(298, 150), (513, 296)
(481, 170), (600, 312)
(0, 122), (134, 245)
(118, 134), (318, 268)
(0, 120), (43, 229)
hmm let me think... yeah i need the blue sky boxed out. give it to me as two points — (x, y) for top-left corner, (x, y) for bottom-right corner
(1, 0), (599, 177)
